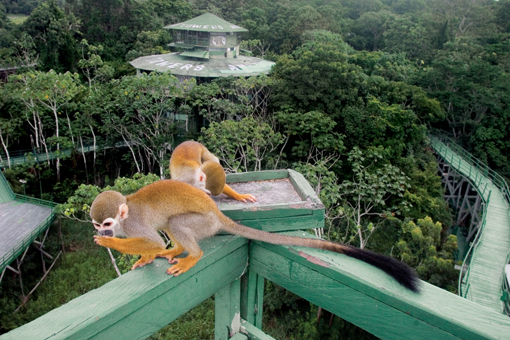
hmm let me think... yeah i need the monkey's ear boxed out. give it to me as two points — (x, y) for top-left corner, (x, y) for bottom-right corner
(118, 203), (129, 220)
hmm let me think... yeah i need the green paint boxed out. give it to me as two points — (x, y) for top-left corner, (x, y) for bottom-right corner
(250, 231), (510, 340)
(0, 236), (248, 340)
(241, 320), (276, 340)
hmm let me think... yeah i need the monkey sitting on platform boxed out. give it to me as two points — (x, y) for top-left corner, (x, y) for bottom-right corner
(90, 180), (420, 292)
(170, 141), (256, 203)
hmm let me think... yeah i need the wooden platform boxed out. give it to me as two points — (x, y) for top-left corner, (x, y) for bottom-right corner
(0, 201), (54, 271)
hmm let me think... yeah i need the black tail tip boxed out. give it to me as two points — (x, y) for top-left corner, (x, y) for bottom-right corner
(343, 246), (421, 293)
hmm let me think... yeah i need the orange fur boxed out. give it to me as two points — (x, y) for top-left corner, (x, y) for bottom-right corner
(170, 141), (256, 202)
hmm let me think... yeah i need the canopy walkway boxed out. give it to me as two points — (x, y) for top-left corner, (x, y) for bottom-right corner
(0, 142), (134, 168)
(0, 171), (57, 277)
(2, 169), (510, 340)
(430, 136), (510, 314)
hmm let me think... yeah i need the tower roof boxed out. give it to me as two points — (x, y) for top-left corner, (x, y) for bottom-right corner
(130, 53), (274, 78)
(164, 12), (248, 33)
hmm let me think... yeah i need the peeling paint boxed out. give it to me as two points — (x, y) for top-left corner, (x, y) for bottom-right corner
(231, 312), (241, 334)
(299, 251), (330, 268)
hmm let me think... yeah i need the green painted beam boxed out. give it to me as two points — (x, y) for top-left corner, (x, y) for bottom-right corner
(241, 270), (264, 329)
(215, 278), (242, 340)
(225, 170), (290, 183)
(0, 235), (248, 340)
(250, 231), (510, 340)
(240, 320), (276, 340)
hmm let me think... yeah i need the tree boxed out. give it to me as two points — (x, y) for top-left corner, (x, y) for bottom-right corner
(395, 216), (460, 291)
(200, 116), (285, 172)
(383, 16), (433, 61)
(413, 41), (508, 140)
(334, 147), (410, 249)
(9, 70), (83, 181)
(78, 39), (114, 89)
(353, 11), (394, 51)
(103, 72), (185, 177)
(0, 88), (22, 168)
(21, 0), (81, 72)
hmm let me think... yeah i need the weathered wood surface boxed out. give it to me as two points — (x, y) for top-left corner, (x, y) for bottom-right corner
(0, 235), (248, 340)
(250, 231), (510, 340)
(0, 201), (54, 272)
(241, 320), (276, 340)
(216, 169), (325, 232)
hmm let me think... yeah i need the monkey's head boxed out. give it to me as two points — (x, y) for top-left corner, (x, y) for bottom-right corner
(202, 161), (226, 196)
(90, 191), (128, 237)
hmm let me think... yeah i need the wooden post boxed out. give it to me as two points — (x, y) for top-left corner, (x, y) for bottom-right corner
(241, 270), (265, 329)
(215, 278), (242, 340)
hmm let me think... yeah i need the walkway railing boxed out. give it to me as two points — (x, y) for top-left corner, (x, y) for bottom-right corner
(0, 141), (132, 168)
(430, 135), (510, 313)
(432, 135), (510, 204)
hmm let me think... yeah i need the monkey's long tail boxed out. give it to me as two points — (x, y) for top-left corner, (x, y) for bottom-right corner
(221, 219), (420, 293)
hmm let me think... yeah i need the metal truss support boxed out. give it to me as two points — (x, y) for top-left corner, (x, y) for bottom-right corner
(0, 223), (62, 312)
(436, 154), (483, 244)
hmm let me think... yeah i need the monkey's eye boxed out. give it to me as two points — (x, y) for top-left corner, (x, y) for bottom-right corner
(104, 222), (112, 227)
(93, 223), (100, 228)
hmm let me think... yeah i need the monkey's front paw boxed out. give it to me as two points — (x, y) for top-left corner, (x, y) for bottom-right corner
(239, 193), (257, 203)
(94, 235), (113, 247)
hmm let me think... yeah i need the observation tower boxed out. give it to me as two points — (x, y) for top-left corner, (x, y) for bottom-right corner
(130, 13), (275, 83)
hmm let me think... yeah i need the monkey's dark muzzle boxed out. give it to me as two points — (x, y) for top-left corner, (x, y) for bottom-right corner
(98, 230), (114, 237)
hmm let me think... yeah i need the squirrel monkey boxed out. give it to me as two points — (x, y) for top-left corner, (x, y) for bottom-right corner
(170, 141), (256, 203)
(90, 180), (419, 292)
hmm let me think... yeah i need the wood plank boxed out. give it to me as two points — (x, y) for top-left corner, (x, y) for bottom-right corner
(0, 235), (249, 340)
(226, 170), (289, 183)
(215, 278), (242, 340)
(250, 231), (510, 340)
(240, 319), (276, 340)
(238, 213), (324, 233)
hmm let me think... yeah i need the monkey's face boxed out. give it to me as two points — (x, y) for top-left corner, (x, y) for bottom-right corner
(92, 217), (121, 237)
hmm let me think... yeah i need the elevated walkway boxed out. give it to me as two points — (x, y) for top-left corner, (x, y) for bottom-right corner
(0, 141), (133, 168)
(430, 136), (510, 313)
(0, 172), (56, 276)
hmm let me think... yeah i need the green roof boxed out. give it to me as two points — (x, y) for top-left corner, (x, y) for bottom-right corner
(130, 53), (275, 78)
(180, 49), (210, 59)
(164, 13), (248, 33)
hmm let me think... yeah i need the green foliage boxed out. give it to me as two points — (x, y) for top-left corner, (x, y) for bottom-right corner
(21, 0), (80, 71)
(396, 216), (460, 292)
(58, 172), (160, 222)
(102, 72), (186, 176)
(276, 110), (344, 161)
(148, 298), (215, 340)
(200, 116), (285, 172)
(263, 282), (373, 340)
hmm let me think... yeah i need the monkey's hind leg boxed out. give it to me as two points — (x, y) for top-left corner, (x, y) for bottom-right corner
(155, 239), (185, 263)
(162, 217), (206, 276)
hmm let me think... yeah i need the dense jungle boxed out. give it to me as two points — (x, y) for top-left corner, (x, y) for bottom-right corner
(1, 0), (509, 338)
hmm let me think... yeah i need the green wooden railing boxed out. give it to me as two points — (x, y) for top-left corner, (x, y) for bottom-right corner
(3, 232), (510, 340)
(0, 142), (132, 168)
